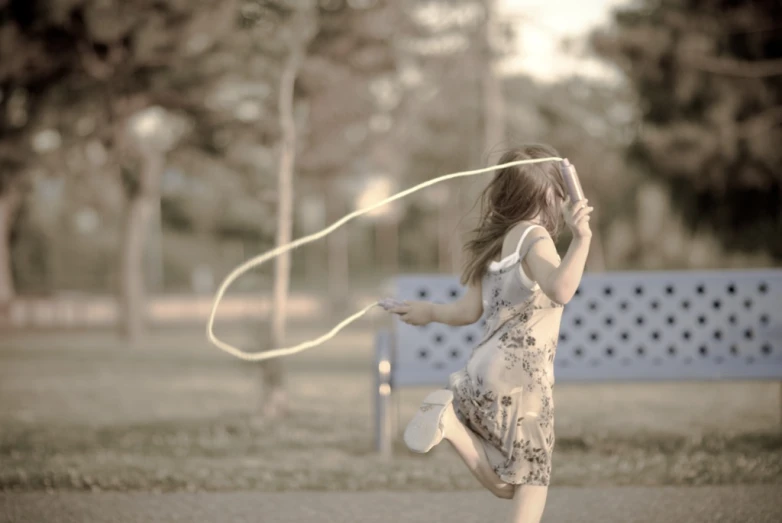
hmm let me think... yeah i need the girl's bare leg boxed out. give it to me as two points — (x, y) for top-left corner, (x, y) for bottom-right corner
(440, 402), (515, 499)
(508, 484), (548, 523)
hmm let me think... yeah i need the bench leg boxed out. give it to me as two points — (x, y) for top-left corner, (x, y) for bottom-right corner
(375, 330), (393, 459)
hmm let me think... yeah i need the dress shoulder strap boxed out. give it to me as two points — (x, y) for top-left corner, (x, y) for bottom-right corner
(514, 224), (545, 258)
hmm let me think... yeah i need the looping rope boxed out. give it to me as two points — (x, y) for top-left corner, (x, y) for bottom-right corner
(206, 156), (563, 361)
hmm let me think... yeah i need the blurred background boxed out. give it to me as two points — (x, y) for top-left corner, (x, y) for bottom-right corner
(1, 0), (780, 497)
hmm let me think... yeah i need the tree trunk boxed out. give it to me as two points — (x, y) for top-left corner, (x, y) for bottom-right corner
(0, 186), (21, 307)
(438, 201), (452, 273)
(119, 153), (163, 343)
(482, 0), (505, 162)
(586, 226), (607, 272)
(303, 195), (326, 286)
(455, 0), (505, 275)
(375, 219), (398, 276)
(326, 184), (350, 321)
(259, 4), (316, 419)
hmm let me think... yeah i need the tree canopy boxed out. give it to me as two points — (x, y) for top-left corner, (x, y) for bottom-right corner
(592, 0), (782, 259)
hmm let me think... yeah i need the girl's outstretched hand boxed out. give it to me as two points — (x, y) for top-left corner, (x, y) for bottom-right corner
(562, 165), (594, 239)
(389, 300), (434, 326)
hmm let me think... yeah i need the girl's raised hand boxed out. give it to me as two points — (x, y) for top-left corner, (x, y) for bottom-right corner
(389, 300), (434, 327)
(562, 165), (593, 239)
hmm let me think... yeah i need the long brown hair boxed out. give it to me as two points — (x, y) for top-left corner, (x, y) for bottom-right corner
(459, 144), (567, 286)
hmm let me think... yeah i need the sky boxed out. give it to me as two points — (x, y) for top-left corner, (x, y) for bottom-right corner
(498, 0), (633, 83)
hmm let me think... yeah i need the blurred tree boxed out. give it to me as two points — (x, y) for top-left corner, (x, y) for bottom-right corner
(592, 0), (782, 260)
(231, 0), (400, 416)
(296, 0), (400, 319)
(0, 150), (23, 306)
(0, 0), (235, 339)
(13, 83), (126, 294)
(504, 74), (639, 270)
(0, 0), (60, 305)
(482, 0), (506, 161)
(157, 1), (284, 270)
(258, 0), (318, 419)
(391, 0), (511, 272)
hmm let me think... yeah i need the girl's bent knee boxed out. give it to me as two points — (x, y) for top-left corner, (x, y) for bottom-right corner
(491, 481), (515, 500)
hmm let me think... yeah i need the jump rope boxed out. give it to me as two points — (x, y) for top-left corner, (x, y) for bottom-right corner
(206, 156), (585, 361)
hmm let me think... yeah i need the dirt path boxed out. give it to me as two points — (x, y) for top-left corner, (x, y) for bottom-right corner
(2, 486), (781, 523)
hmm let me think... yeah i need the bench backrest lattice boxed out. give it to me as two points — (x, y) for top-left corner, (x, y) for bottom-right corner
(373, 269), (781, 456)
(388, 270), (782, 385)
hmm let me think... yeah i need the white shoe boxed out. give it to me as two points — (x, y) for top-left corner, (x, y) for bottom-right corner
(403, 389), (453, 453)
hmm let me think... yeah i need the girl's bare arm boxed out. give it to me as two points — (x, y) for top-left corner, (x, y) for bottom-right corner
(525, 197), (593, 304)
(527, 234), (591, 305)
(429, 278), (483, 326)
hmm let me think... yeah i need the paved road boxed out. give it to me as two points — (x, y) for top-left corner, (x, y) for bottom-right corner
(2, 486), (781, 523)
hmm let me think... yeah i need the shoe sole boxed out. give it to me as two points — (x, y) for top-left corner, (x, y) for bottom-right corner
(403, 389), (453, 453)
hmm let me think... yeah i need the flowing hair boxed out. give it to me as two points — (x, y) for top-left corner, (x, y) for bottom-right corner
(459, 144), (568, 286)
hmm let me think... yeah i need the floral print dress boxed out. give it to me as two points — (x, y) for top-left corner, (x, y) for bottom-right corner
(447, 224), (564, 486)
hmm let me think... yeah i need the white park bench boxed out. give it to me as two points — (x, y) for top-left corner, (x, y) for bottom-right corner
(373, 269), (782, 456)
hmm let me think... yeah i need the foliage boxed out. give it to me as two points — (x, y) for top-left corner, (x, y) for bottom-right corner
(591, 0), (782, 259)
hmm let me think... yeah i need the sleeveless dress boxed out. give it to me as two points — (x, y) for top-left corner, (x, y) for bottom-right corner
(447, 224), (565, 486)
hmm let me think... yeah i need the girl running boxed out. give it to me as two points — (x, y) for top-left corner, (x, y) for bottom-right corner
(388, 144), (593, 523)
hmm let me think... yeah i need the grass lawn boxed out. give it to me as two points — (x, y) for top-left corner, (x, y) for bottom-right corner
(1, 322), (781, 492)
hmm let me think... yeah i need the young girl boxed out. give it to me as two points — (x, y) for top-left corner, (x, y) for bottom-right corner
(388, 144), (593, 523)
